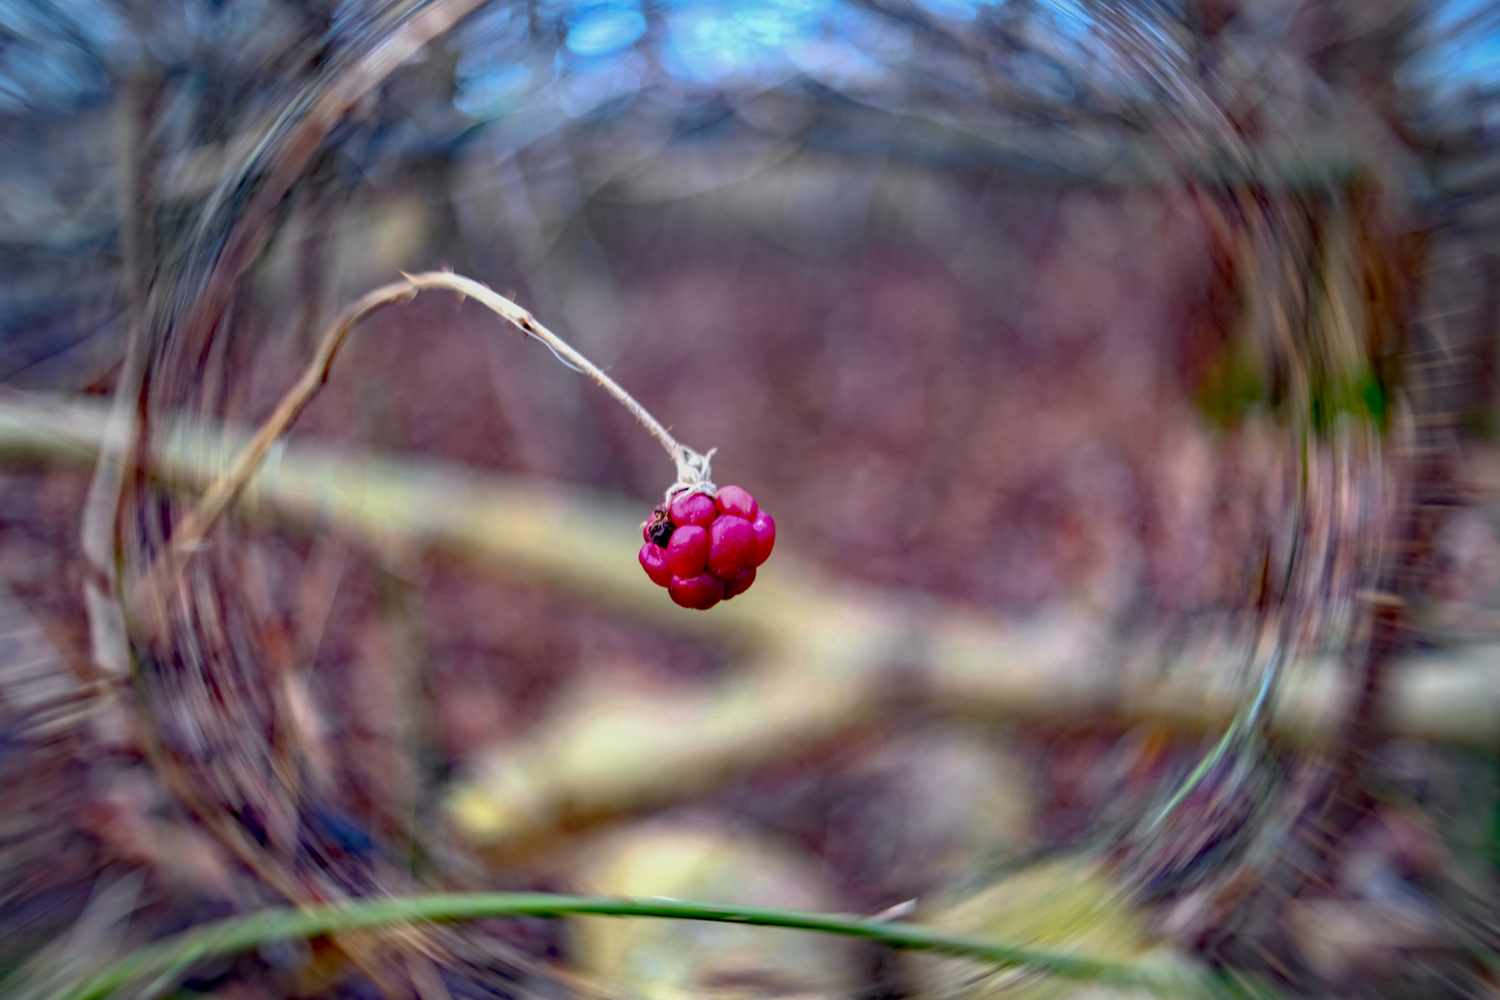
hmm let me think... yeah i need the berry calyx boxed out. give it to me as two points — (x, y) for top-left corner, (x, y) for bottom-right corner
(708, 515), (757, 579)
(715, 485), (757, 520)
(670, 572), (724, 609)
(639, 543), (673, 587)
(665, 524), (710, 577)
(669, 491), (716, 528)
(750, 510), (775, 566)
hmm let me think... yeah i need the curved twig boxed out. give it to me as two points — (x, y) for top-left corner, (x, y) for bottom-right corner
(132, 271), (705, 613)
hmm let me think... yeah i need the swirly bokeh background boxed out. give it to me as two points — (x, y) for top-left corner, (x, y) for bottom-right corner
(1, 1), (1499, 998)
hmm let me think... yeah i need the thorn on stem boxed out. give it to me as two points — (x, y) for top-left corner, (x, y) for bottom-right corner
(871, 900), (918, 922)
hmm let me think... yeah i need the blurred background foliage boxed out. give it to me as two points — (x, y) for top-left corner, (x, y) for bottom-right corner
(3, 0), (1500, 998)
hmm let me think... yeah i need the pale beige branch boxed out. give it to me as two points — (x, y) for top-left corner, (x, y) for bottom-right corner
(2, 393), (1498, 861)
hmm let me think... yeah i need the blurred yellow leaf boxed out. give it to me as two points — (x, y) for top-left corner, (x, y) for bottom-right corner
(570, 822), (860, 1000)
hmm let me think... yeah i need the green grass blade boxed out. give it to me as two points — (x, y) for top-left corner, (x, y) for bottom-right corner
(47, 891), (1233, 1000)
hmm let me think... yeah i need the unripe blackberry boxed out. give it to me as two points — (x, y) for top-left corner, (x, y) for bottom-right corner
(640, 484), (773, 608)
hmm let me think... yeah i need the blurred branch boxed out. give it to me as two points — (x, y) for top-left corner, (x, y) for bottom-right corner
(79, 64), (163, 684)
(1, 391), (1498, 854)
(173, 0), (492, 404)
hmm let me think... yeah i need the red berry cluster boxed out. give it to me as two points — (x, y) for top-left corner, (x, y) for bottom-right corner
(638, 486), (775, 609)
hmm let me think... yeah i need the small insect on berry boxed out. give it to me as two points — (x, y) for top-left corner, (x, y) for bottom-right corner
(640, 485), (774, 608)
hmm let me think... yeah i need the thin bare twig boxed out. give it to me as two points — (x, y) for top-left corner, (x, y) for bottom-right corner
(134, 272), (700, 614)
(126, 0), (493, 637)
(81, 65), (162, 683)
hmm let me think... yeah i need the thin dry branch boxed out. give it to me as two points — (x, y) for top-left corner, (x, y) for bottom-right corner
(80, 66), (163, 684)
(141, 272), (706, 616)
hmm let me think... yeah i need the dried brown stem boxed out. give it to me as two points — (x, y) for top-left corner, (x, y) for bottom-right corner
(133, 272), (700, 617)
